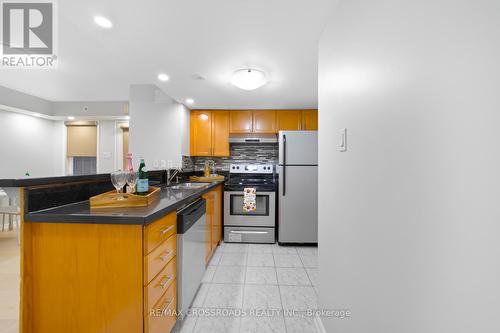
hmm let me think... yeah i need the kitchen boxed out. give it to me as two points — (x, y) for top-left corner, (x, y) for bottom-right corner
(2, 1), (500, 333)
(0, 107), (319, 333)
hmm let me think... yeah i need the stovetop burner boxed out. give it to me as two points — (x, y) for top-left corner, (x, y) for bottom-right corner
(225, 164), (277, 191)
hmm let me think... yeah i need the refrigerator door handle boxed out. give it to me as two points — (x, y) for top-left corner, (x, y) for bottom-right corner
(283, 134), (286, 196)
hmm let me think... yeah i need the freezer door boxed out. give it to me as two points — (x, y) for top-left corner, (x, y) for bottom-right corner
(279, 131), (318, 165)
(278, 165), (318, 243)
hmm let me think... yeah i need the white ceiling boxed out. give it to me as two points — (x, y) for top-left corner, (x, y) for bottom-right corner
(0, 0), (335, 109)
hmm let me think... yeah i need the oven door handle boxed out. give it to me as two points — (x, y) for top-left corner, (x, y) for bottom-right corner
(230, 230), (269, 235)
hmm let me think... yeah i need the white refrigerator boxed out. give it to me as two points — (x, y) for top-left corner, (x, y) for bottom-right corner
(278, 131), (318, 244)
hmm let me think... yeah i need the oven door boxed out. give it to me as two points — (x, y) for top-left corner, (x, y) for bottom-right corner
(224, 191), (275, 227)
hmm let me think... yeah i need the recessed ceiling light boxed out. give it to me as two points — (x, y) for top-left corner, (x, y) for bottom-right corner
(33, 113), (41, 117)
(231, 68), (267, 90)
(94, 16), (113, 29)
(158, 73), (170, 82)
(67, 116), (75, 120)
(185, 98), (194, 105)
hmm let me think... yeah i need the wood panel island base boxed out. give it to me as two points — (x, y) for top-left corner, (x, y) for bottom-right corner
(17, 178), (224, 333)
(21, 213), (177, 333)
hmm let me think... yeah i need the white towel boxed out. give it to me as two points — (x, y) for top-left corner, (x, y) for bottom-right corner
(243, 187), (257, 212)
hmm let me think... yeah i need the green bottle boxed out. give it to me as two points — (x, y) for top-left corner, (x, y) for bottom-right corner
(137, 158), (149, 195)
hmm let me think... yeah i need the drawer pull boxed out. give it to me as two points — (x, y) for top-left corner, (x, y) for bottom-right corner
(161, 298), (175, 311)
(160, 225), (174, 235)
(159, 251), (173, 261)
(159, 275), (174, 289)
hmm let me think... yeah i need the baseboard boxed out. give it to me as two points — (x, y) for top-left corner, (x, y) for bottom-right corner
(314, 314), (327, 333)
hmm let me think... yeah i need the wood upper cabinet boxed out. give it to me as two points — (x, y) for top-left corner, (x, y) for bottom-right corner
(211, 111), (230, 156)
(301, 109), (318, 131)
(277, 110), (302, 131)
(253, 110), (277, 133)
(190, 110), (229, 157)
(190, 111), (212, 156)
(230, 110), (253, 133)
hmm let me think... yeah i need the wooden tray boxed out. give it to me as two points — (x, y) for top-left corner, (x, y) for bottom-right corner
(90, 187), (160, 209)
(189, 175), (225, 182)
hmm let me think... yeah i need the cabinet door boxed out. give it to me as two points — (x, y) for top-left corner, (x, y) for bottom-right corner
(211, 187), (222, 248)
(212, 111), (230, 157)
(203, 192), (213, 264)
(253, 110), (277, 133)
(230, 111), (253, 133)
(302, 109), (318, 131)
(190, 111), (213, 156)
(276, 110), (302, 131)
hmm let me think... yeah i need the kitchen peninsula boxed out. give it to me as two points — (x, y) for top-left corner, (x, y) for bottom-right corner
(0, 171), (223, 333)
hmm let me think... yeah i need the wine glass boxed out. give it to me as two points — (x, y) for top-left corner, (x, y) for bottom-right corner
(111, 170), (127, 199)
(126, 171), (139, 194)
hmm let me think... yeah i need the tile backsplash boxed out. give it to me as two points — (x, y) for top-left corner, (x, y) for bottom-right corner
(183, 143), (278, 171)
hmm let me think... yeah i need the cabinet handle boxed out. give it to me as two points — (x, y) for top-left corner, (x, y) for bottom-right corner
(159, 275), (173, 289)
(159, 250), (173, 261)
(159, 225), (174, 235)
(160, 298), (175, 312)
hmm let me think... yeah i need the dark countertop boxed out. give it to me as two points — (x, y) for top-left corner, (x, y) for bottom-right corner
(25, 181), (224, 225)
(0, 170), (167, 188)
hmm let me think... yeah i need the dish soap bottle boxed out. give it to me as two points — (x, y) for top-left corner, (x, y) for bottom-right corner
(137, 158), (149, 195)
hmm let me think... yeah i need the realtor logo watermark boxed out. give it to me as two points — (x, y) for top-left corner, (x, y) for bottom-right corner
(1, 0), (57, 68)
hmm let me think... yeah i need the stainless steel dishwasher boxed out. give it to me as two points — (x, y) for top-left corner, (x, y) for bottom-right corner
(176, 198), (206, 318)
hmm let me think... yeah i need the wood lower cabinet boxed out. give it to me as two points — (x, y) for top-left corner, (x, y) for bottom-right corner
(301, 109), (318, 130)
(21, 212), (178, 333)
(229, 110), (253, 133)
(277, 110), (302, 131)
(203, 185), (222, 264)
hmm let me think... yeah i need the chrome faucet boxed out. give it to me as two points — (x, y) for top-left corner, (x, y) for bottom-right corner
(167, 167), (182, 185)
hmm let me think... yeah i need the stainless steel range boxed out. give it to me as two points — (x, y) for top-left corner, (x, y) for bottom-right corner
(223, 164), (276, 244)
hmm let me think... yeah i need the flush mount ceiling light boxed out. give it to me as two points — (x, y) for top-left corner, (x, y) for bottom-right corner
(67, 116), (75, 120)
(185, 98), (194, 105)
(158, 73), (170, 82)
(231, 68), (267, 90)
(94, 16), (113, 29)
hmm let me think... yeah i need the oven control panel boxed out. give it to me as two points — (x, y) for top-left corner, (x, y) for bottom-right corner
(229, 164), (274, 174)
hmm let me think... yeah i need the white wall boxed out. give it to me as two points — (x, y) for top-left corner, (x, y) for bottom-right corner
(0, 85), (53, 115)
(97, 120), (118, 173)
(52, 101), (128, 117)
(0, 109), (64, 178)
(129, 84), (189, 169)
(318, 1), (500, 332)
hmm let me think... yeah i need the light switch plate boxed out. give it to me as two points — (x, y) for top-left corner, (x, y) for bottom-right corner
(339, 128), (347, 152)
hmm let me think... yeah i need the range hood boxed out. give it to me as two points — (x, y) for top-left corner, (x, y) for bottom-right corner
(228, 133), (278, 144)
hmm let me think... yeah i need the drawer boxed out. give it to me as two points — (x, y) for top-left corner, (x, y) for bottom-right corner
(145, 257), (176, 311)
(145, 280), (177, 333)
(144, 234), (176, 285)
(144, 212), (177, 255)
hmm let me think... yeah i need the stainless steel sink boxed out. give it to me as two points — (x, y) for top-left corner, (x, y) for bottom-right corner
(169, 182), (211, 190)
